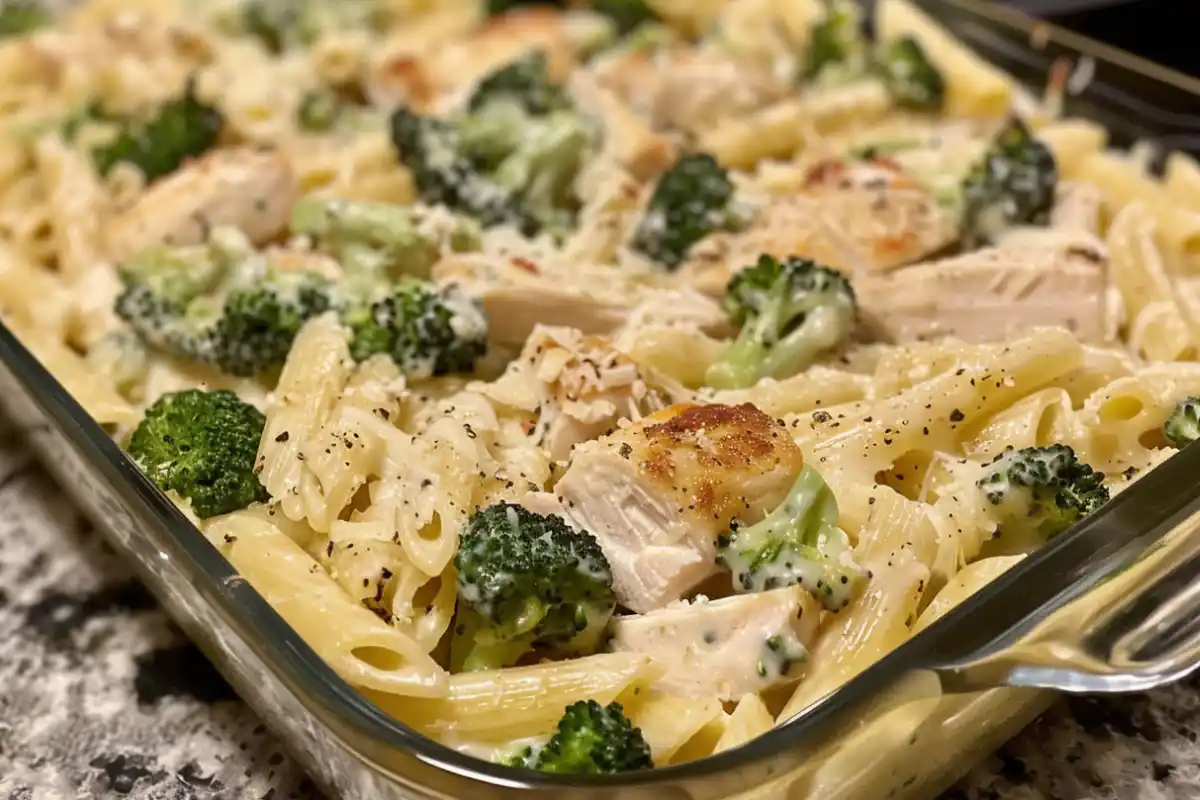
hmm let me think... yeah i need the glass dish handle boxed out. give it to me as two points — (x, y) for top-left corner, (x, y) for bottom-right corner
(936, 498), (1200, 695)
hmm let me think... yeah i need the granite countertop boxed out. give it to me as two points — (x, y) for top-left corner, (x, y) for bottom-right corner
(1, 430), (1199, 800)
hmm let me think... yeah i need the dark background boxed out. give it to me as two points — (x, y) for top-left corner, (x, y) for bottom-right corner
(1016, 0), (1199, 77)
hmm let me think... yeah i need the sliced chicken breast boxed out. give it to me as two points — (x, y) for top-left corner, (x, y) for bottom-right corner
(608, 586), (820, 700)
(554, 402), (803, 613)
(855, 236), (1109, 344)
(680, 155), (958, 295)
(106, 147), (299, 262)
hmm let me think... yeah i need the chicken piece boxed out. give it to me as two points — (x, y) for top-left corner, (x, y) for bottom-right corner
(1049, 180), (1104, 236)
(432, 252), (728, 346)
(591, 44), (790, 136)
(554, 402), (804, 613)
(369, 7), (608, 108)
(568, 71), (678, 182)
(608, 587), (820, 700)
(105, 148), (299, 262)
(856, 237), (1109, 344)
(680, 155), (958, 296)
(481, 325), (690, 462)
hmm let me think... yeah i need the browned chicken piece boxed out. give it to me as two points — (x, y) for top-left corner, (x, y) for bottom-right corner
(105, 148), (299, 262)
(368, 7), (607, 110)
(679, 155), (959, 296)
(608, 586), (820, 700)
(554, 403), (804, 613)
(590, 44), (791, 136)
(481, 325), (690, 462)
(855, 236), (1109, 344)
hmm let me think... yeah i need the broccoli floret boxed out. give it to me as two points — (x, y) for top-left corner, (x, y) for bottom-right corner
(127, 389), (268, 518)
(290, 196), (481, 279)
(344, 279), (487, 379)
(717, 464), (865, 611)
(115, 233), (488, 379)
(114, 235), (336, 377)
(225, 0), (385, 54)
(629, 153), (745, 270)
(1164, 397), (1200, 447)
(203, 271), (337, 377)
(705, 255), (857, 390)
(113, 242), (234, 360)
(467, 51), (570, 116)
(874, 36), (945, 111)
(295, 88), (344, 132)
(452, 503), (615, 671)
(960, 117), (1058, 248)
(509, 701), (653, 774)
(390, 58), (592, 238)
(803, 0), (867, 83)
(976, 445), (1109, 543)
(391, 106), (545, 235)
(0, 0), (49, 38)
(90, 80), (224, 182)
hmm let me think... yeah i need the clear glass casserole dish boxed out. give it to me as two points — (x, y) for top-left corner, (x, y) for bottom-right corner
(3, 0), (1200, 798)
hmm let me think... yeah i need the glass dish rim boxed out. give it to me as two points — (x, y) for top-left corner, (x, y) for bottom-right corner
(3, 0), (1199, 790)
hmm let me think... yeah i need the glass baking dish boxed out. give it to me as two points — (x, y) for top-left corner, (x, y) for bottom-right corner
(3, 1), (1200, 798)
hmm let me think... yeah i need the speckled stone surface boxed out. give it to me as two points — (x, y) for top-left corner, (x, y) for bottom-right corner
(1, 429), (1198, 800)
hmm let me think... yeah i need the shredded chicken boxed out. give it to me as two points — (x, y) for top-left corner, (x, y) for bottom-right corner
(590, 42), (791, 135)
(554, 402), (803, 613)
(480, 325), (690, 462)
(608, 586), (820, 700)
(432, 251), (729, 346)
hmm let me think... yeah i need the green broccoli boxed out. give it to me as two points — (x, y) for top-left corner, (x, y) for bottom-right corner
(803, 0), (867, 83)
(113, 233), (335, 377)
(390, 55), (593, 238)
(717, 464), (865, 611)
(295, 88), (345, 132)
(90, 80), (224, 182)
(224, 0), (386, 54)
(126, 389), (268, 518)
(467, 51), (570, 116)
(506, 701), (653, 774)
(705, 255), (857, 390)
(1164, 397), (1200, 448)
(344, 279), (488, 379)
(451, 503), (615, 672)
(0, 0), (50, 38)
(960, 117), (1058, 248)
(874, 36), (945, 111)
(115, 233), (488, 379)
(629, 153), (746, 270)
(290, 196), (481, 279)
(976, 445), (1109, 546)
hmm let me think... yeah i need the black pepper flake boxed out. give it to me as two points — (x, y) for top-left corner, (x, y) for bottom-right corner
(274, 431), (290, 443)
(813, 410), (832, 423)
(223, 534), (238, 544)
(618, 442), (633, 458)
(949, 408), (965, 422)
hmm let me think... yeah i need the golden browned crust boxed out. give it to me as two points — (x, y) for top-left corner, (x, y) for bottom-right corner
(631, 403), (803, 522)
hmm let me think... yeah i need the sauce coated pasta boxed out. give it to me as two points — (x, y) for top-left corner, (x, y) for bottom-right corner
(2, 0), (1200, 774)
